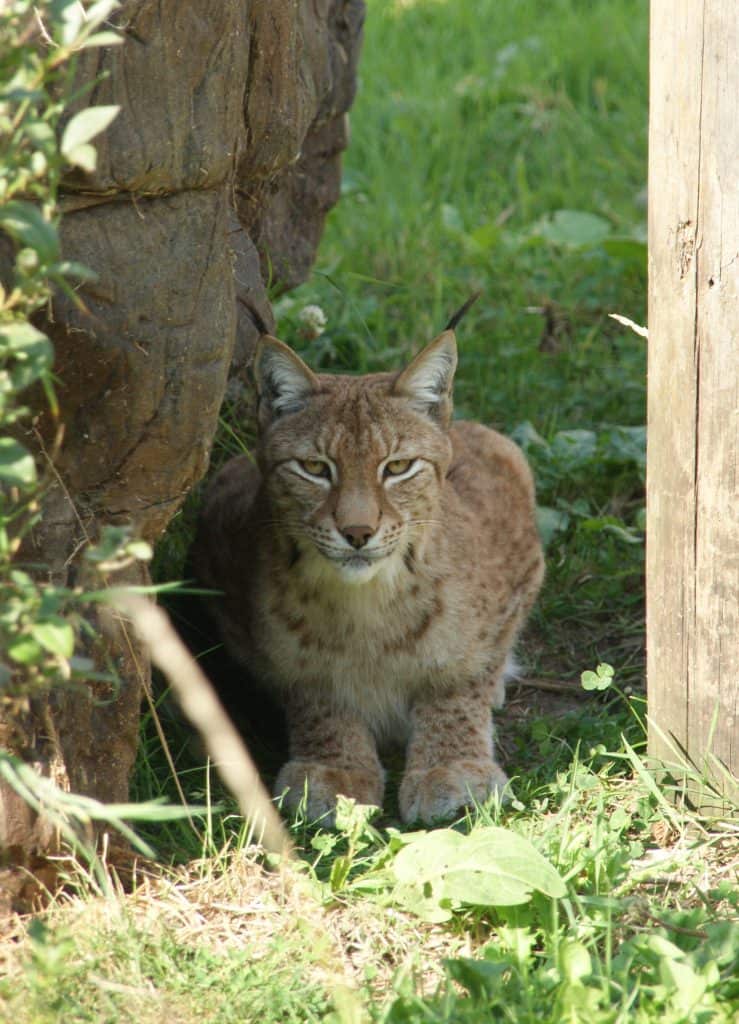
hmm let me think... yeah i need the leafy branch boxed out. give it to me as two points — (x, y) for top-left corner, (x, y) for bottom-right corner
(0, 1), (126, 699)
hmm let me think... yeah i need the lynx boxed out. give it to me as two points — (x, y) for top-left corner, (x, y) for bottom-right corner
(193, 305), (544, 824)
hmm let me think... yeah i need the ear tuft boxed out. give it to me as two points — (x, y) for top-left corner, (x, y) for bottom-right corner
(392, 331), (457, 425)
(254, 336), (319, 424)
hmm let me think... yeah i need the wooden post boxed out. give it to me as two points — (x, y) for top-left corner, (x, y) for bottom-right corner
(648, 1), (738, 813)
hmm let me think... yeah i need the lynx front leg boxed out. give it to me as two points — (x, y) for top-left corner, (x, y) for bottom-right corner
(399, 682), (509, 824)
(274, 694), (384, 825)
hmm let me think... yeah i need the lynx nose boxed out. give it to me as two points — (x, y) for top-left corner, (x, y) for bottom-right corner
(342, 524), (375, 549)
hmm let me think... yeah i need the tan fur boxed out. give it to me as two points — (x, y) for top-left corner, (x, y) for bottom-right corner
(193, 329), (544, 824)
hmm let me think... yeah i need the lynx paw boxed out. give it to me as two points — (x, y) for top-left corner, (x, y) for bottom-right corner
(274, 759), (384, 826)
(398, 759), (510, 825)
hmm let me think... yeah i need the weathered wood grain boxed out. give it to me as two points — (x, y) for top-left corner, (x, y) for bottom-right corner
(648, 1), (738, 812)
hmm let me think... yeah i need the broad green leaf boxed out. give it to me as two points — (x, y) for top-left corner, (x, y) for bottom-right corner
(659, 957), (707, 1011)
(550, 429), (597, 469)
(80, 31), (122, 49)
(7, 635), (43, 664)
(699, 921), (739, 967)
(56, 0), (85, 44)
(10, 569), (34, 589)
(24, 121), (55, 146)
(0, 321), (54, 390)
(442, 868), (536, 906)
(31, 151), (48, 176)
(0, 319), (51, 356)
(445, 957), (508, 1000)
(83, 0), (121, 30)
(455, 828), (567, 900)
(64, 143), (97, 173)
(560, 940), (592, 983)
(390, 830), (465, 921)
(0, 201), (59, 262)
(581, 663), (614, 691)
(16, 247), (39, 273)
(31, 619), (75, 658)
(390, 827), (565, 921)
(643, 934), (684, 959)
(391, 828), (465, 883)
(534, 209), (611, 247)
(599, 425), (647, 471)
(11, 347), (55, 390)
(608, 806), (631, 831)
(510, 420), (549, 452)
(0, 437), (36, 486)
(61, 105), (120, 157)
(555, 979), (604, 1016)
(126, 540), (153, 561)
(391, 881), (453, 923)
(536, 505), (569, 547)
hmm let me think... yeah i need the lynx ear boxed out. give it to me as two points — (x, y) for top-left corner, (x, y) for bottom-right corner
(254, 336), (320, 424)
(392, 330), (457, 426)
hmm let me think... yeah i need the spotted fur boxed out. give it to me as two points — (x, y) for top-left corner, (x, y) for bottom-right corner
(193, 327), (544, 824)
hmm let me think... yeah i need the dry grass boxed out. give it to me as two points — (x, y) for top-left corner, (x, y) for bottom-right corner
(1, 752), (736, 1024)
(0, 844), (477, 1021)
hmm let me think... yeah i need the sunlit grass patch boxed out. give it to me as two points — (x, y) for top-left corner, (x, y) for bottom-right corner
(3, 740), (736, 1023)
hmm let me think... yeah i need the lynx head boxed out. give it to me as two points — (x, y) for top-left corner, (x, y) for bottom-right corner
(253, 330), (458, 585)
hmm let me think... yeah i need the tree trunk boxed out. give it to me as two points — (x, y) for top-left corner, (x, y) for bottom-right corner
(647, 0), (738, 813)
(0, 0), (365, 866)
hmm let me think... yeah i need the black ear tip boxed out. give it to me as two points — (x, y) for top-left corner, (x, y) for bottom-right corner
(445, 291), (481, 332)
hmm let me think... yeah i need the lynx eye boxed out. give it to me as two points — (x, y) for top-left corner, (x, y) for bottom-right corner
(384, 458), (413, 477)
(299, 458), (330, 479)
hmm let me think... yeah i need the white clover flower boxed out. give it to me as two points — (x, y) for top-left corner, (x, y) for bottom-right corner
(298, 304), (327, 338)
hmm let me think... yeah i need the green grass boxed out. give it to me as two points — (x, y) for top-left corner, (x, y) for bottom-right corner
(159, 0), (649, 681)
(4, 2), (737, 1023)
(2, 898), (333, 1024)
(270, 0), (649, 687)
(3, 721), (737, 1023)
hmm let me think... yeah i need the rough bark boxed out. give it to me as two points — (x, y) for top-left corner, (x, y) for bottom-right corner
(0, 0), (365, 861)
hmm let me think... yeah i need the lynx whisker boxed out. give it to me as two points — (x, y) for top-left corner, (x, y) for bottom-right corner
(255, 517), (308, 529)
